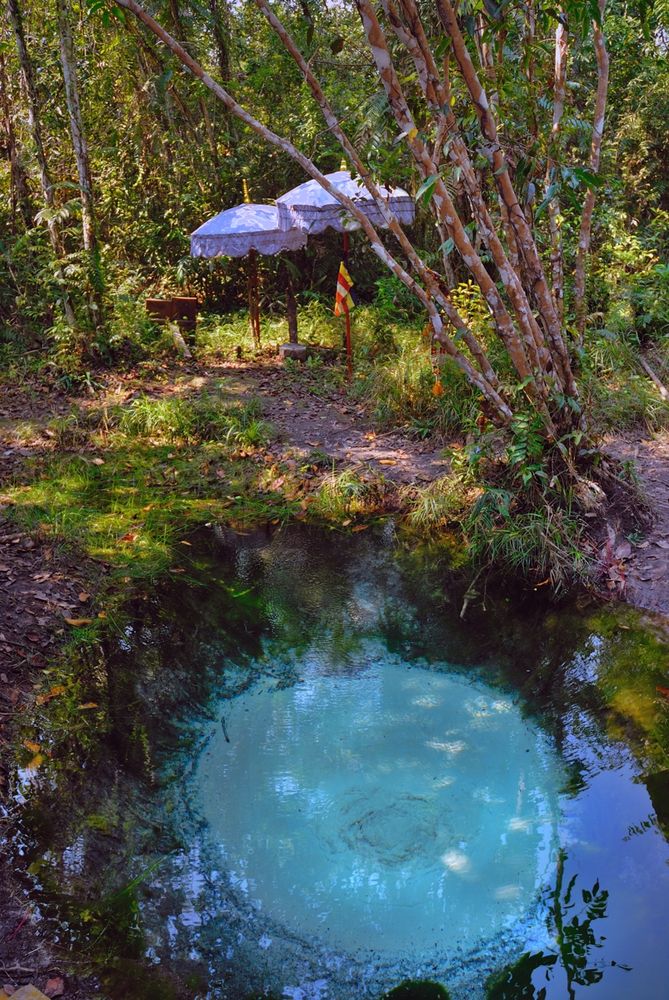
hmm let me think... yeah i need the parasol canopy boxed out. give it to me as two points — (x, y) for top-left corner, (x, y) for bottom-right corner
(276, 169), (415, 235)
(190, 203), (307, 258)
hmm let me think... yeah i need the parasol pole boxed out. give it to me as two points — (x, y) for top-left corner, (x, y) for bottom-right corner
(342, 229), (353, 381)
(243, 179), (261, 349)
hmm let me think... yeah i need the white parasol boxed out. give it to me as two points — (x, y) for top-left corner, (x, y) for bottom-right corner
(276, 169), (415, 235)
(190, 203), (307, 258)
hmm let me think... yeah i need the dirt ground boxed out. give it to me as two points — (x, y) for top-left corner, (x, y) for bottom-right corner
(1, 355), (668, 998)
(605, 431), (669, 618)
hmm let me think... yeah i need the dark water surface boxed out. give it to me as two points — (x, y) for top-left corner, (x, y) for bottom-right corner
(12, 524), (669, 999)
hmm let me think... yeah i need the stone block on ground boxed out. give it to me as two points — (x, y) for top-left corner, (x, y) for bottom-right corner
(279, 342), (308, 362)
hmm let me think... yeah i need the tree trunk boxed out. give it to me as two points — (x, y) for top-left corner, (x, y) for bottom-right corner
(546, 16), (569, 323)
(0, 50), (33, 230)
(55, 0), (104, 325)
(574, 0), (610, 341)
(7, 0), (75, 325)
(209, 0), (231, 82)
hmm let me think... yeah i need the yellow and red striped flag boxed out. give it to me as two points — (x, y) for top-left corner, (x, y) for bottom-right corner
(333, 261), (355, 317)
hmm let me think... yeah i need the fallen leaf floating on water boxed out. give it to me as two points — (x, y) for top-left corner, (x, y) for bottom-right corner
(64, 618), (93, 627)
(35, 685), (66, 705)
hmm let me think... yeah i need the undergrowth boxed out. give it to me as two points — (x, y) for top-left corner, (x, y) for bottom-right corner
(4, 392), (287, 580)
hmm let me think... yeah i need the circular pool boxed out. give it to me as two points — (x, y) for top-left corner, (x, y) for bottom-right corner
(195, 646), (564, 959)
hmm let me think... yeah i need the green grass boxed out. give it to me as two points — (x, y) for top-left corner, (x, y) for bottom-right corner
(405, 471), (478, 529)
(4, 393), (291, 581)
(582, 332), (669, 432)
(308, 468), (392, 521)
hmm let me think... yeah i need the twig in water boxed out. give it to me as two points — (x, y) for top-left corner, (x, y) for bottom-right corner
(221, 715), (231, 743)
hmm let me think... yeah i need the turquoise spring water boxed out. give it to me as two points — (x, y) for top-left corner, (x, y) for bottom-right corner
(15, 525), (669, 999)
(196, 650), (563, 958)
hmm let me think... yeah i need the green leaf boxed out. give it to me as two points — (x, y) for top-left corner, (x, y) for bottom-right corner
(535, 183), (558, 219)
(415, 173), (439, 206)
(440, 237), (455, 256)
(571, 167), (605, 189)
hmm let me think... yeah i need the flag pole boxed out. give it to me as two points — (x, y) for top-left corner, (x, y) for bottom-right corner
(342, 231), (352, 381)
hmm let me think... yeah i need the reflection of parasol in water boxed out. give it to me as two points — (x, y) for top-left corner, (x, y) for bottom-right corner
(190, 185), (307, 348)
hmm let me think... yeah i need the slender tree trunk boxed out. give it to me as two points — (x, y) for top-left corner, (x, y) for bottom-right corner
(209, 0), (231, 82)
(7, 0), (75, 325)
(55, 0), (104, 327)
(574, 0), (609, 341)
(0, 50), (33, 229)
(546, 16), (569, 323)
(435, 0), (576, 402)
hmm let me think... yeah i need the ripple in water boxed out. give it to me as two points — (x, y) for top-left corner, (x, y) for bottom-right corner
(194, 645), (564, 960)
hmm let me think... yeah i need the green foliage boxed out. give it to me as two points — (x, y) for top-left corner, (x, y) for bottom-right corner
(405, 467), (476, 529)
(117, 395), (271, 448)
(309, 468), (389, 521)
(465, 489), (591, 593)
(357, 345), (479, 439)
(581, 331), (669, 432)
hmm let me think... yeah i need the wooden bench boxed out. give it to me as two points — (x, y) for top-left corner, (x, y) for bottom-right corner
(146, 296), (198, 333)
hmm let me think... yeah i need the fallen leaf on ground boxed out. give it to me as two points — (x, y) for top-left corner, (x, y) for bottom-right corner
(25, 752), (44, 770)
(78, 592), (90, 602)
(91, 457), (105, 466)
(179, 540), (192, 546)
(45, 978), (65, 999)
(378, 459), (397, 466)
(36, 685), (66, 705)
(78, 702), (99, 710)
(119, 531), (139, 543)
(64, 618), (93, 627)
(23, 739), (41, 753)
(656, 685), (669, 700)
(351, 524), (369, 532)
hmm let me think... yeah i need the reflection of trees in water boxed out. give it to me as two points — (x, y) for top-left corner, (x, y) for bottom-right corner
(486, 852), (629, 998)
